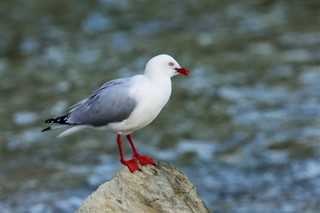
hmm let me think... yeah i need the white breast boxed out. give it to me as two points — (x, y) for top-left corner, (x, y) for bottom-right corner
(107, 75), (172, 135)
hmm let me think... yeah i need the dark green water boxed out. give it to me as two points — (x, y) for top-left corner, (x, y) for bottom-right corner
(2, 1), (320, 212)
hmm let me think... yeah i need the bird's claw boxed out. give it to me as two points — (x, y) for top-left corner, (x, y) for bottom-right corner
(121, 158), (141, 172)
(134, 153), (155, 165)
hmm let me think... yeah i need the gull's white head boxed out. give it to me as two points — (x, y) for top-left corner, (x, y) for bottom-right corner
(144, 54), (190, 78)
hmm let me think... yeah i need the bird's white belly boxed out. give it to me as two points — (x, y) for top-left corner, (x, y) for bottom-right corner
(106, 99), (167, 135)
(107, 78), (171, 135)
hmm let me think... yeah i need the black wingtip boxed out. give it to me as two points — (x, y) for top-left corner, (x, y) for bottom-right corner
(41, 126), (51, 132)
(44, 114), (70, 125)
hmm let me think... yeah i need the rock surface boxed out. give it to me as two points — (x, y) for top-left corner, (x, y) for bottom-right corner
(76, 161), (209, 213)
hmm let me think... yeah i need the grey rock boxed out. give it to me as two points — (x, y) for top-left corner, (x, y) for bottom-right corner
(76, 161), (209, 213)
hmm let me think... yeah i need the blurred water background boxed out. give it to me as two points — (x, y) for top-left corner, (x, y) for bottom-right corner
(2, 1), (320, 212)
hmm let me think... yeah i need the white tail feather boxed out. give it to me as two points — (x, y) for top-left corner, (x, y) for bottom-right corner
(57, 125), (89, 138)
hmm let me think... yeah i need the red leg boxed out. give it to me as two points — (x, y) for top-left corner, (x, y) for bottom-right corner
(116, 134), (141, 172)
(126, 134), (155, 165)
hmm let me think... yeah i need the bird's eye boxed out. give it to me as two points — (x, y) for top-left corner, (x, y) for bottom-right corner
(169, 62), (174, 66)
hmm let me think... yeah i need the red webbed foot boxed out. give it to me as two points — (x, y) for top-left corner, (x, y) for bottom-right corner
(134, 153), (156, 165)
(121, 158), (141, 172)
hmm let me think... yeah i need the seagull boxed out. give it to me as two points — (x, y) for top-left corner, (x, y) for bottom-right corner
(42, 54), (190, 172)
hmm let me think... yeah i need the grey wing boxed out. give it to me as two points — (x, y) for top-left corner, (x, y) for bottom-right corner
(67, 78), (136, 126)
(70, 79), (125, 112)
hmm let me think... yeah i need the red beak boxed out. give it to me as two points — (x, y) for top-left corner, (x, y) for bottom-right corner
(175, 67), (190, 76)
